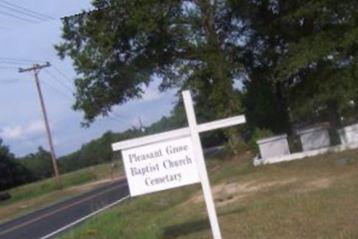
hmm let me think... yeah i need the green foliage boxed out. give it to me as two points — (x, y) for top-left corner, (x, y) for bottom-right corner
(56, 124), (153, 174)
(4, 162), (120, 210)
(146, 104), (227, 148)
(56, 0), (357, 138)
(57, 104), (227, 176)
(56, 0), (243, 125)
(248, 128), (274, 153)
(20, 147), (54, 180)
(59, 129), (142, 173)
(228, 0), (358, 130)
(0, 139), (33, 191)
(243, 79), (290, 133)
(14, 0), (351, 189)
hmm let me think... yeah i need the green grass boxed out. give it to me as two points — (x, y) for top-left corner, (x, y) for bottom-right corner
(60, 149), (358, 239)
(8, 163), (120, 202)
(0, 162), (123, 223)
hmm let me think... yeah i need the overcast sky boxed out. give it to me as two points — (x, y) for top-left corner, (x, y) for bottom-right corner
(0, 0), (176, 157)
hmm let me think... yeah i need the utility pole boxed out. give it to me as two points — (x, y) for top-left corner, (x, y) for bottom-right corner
(138, 116), (145, 133)
(19, 62), (62, 188)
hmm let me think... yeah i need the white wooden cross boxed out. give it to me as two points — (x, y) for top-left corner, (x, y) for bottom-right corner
(112, 90), (246, 239)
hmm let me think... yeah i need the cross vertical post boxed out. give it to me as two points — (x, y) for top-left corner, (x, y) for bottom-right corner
(182, 90), (222, 239)
(112, 90), (246, 238)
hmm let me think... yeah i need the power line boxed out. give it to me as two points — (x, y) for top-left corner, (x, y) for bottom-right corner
(0, 2), (48, 22)
(0, 9), (39, 23)
(0, 0), (54, 20)
(0, 77), (20, 81)
(0, 60), (24, 65)
(2, 61), (132, 125)
(0, 66), (19, 70)
(40, 79), (74, 102)
(46, 63), (131, 125)
(0, 61), (30, 68)
(109, 109), (130, 121)
(49, 65), (130, 123)
(0, 57), (46, 63)
(0, 78), (21, 84)
(42, 69), (125, 121)
(42, 69), (75, 101)
(52, 65), (74, 83)
(41, 74), (127, 125)
(105, 113), (129, 125)
(44, 69), (74, 94)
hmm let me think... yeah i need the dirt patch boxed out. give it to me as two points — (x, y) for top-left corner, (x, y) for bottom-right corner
(185, 178), (297, 207)
(183, 174), (340, 208)
(293, 177), (332, 193)
(306, 178), (331, 189)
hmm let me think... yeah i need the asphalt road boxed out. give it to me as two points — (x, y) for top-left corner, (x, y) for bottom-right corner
(0, 180), (129, 239)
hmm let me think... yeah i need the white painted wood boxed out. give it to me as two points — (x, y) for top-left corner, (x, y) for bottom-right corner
(112, 128), (190, 151)
(112, 90), (246, 239)
(197, 115), (245, 133)
(182, 91), (222, 239)
(121, 137), (200, 196)
(112, 116), (246, 151)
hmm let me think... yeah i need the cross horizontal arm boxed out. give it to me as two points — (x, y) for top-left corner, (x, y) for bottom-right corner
(112, 127), (190, 151)
(197, 115), (245, 133)
(112, 115), (246, 151)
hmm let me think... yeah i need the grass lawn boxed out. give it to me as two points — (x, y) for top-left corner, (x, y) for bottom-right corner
(0, 162), (123, 223)
(60, 149), (358, 239)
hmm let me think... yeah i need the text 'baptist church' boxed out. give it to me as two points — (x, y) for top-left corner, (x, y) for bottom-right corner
(121, 137), (200, 196)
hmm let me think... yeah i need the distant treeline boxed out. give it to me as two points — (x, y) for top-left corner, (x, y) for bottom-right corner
(0, 105), (226, 191)
(0, 139), (35, 191)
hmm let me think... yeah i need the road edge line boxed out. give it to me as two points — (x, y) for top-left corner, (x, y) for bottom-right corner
(40, 195), (130, 239)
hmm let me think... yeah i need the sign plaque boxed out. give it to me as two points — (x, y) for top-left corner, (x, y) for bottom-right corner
(122, 137), (200, 196)
(113, 90), (247, 239)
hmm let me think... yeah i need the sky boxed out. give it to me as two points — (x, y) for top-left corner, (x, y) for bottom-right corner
(0, 0), (177, 157)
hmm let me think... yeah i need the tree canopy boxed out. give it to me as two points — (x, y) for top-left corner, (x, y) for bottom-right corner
(57, 0), (357, 133)
(56, 0), (243, 125)
(232, 0), (358, 129)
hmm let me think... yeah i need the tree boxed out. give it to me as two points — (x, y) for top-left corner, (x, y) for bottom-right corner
(56, 0), (243, 126)
(20, 147), (53, 180)
(146, 103), (227, 147)
(231, 0), (357, 130)
(58, 129), (143, 173)
(243, 78), (290, 134)
(276, 0), (358, 127)
(57, 0), (357, 144)
(0, 139), (33, 191)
